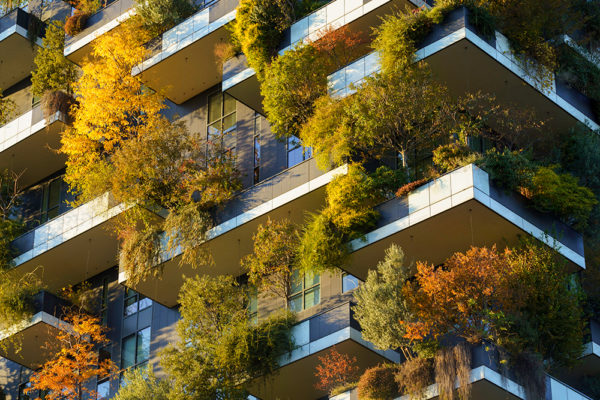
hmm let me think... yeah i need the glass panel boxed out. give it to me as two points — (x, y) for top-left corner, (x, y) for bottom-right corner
(136, 327), (151, 363)
(288, 294), (303, 312)
(121, 335), (136, 368)
(207, 122), (221, 139)
(208, 92), (222, 123)
(223, 93), (236, 115)
(342, 273), (360, 292)
(287, 146), (304, 168)
(304, 146), (312, 160)
(254, 136), (260, 167)
(304, 287), (320, 309)
(48, 179), (61, 209)
(138, 297), (152, 311)
(305, 271), (320, 288)
(223, 113), (236, 133)
(124, 297), (138, 316)
(290, 269), (302, 295)
(97, 380), (110, 399)
(287, 135), (301, 150)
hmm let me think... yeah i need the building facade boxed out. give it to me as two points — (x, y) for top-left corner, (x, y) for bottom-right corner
(0, 0), (599, 398)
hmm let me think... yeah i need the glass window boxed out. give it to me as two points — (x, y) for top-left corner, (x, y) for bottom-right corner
(342, 273), (360, 293)
(97, 379), (110, 399)
(124, 289), (152, 316)
(100, 277), (109, 326)
(253, 113), (261, 184)
(287, 135), (312, 168)
(121, 334), (136, 369)
(288, 268), (320, 312)
(207, 92), (237, 156)
(136, 327), (151, 363)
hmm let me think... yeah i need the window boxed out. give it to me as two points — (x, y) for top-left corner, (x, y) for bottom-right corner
(253, 113), (261, 184)
(288, 268), (320, 312)
(248, 286), (258, 324)
(100, 277), (109, 326)
(122, 327), (151, 369)
(124, 289), (152, 317)
(18, 383), (46, 400)
(342, 272), (361, 293)
(207, 92), (236, 156)
(287, 135), (312, 168)
(97, 379), (110, 399)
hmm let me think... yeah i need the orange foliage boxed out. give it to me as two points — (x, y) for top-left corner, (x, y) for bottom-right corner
(314, 346), (360, 394)
(26, 312), (116, 400)
(404, 246), (514, 343)
(312, 25), (367, 71)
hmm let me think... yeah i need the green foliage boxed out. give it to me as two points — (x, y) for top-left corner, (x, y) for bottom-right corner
(134, 0), (195, 36)
(357, 364), (401, 400)
(433, 142), (481, 174)
(556, 45), (600, 119)
(241, 218), (298, 300)
(119, 224), (163, 285)
(31, 20), (77, 98)
(353, 244), (416, 358)
(230, 0), (294, 78)
(163, 203), (213, 269)
(504, 241), (585, 367)
(478, 148), (534, 192)
(162, 275), (295, 399)
(0, 272), (41, 332)
(262, 43), (329, 139)
(0, 92), (15, 126)
(114, 366), (172, 400)
(528, 166), (597, 230)
(297, 164), (396, 274)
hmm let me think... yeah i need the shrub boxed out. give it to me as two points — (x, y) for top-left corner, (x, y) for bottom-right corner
(32, 20), (77, 100)
(262, 43), (328, 139)
(0, 271), (41, 332)
(314, 347), (360, 395)
(527, 165), (597, 230)
(396, 178), (428, 198)
(357, 364), (401, 400)
(135, 0), (195, 35)
(297, 212), (348, 274)
(395, 357), (433, 400)
(64, 12), (89, 36)
(115, 366), (172, 400)
(41, 90), (74, 119)
(230, 0), (294, 78)
(0, 92), (15, 126)
(478, 148), (534, 192)
(433, 142), (481, 174)
(119, 225), (163, 285)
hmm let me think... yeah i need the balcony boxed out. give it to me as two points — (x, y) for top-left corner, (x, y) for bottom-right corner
(119, 159), (346, 307)
(0, 103), (68, 188)
(132, 0), (238, 104)
(0, 8), (45, 90)
(331, 364), (591, 400)
(346, 164), (585, 281)
(221, 0), (427, 114)
(0, 291), (72, 370)
(8, 193), (128, 293)
(247, 301), (400, 400)
(328, 7), (599, 132)
(63, 0), (135, 64)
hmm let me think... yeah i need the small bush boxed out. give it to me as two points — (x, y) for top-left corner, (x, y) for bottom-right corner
(41, 90), (73, 119)
(395, 357), (433, 400)
(135, 0), (195, 35)
(64, 12), (89, 36)
(357, 364), (401, 400)
(527, 166), (597, 230)
(478, 148), (534, 192)
(433, 142), (481, 174)
(396, 178), (428, 198)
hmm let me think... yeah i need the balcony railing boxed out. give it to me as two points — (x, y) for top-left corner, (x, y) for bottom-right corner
(327, 7), (599, 130)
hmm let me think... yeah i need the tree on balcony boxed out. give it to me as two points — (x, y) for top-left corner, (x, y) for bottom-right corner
(26, 312), (116, 400)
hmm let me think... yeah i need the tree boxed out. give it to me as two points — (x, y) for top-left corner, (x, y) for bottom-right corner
(27, 312), (116, 400)
(314, 346), (360, 395)
(0, 92), (15, 126)
(161, 275), (295, 399)
(134, 0), (195, 35)
(31, 20), (77, 98)
(241, 218), (298, 300)
(353, 244), (417, 360)
(114, 366), (172, 400)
